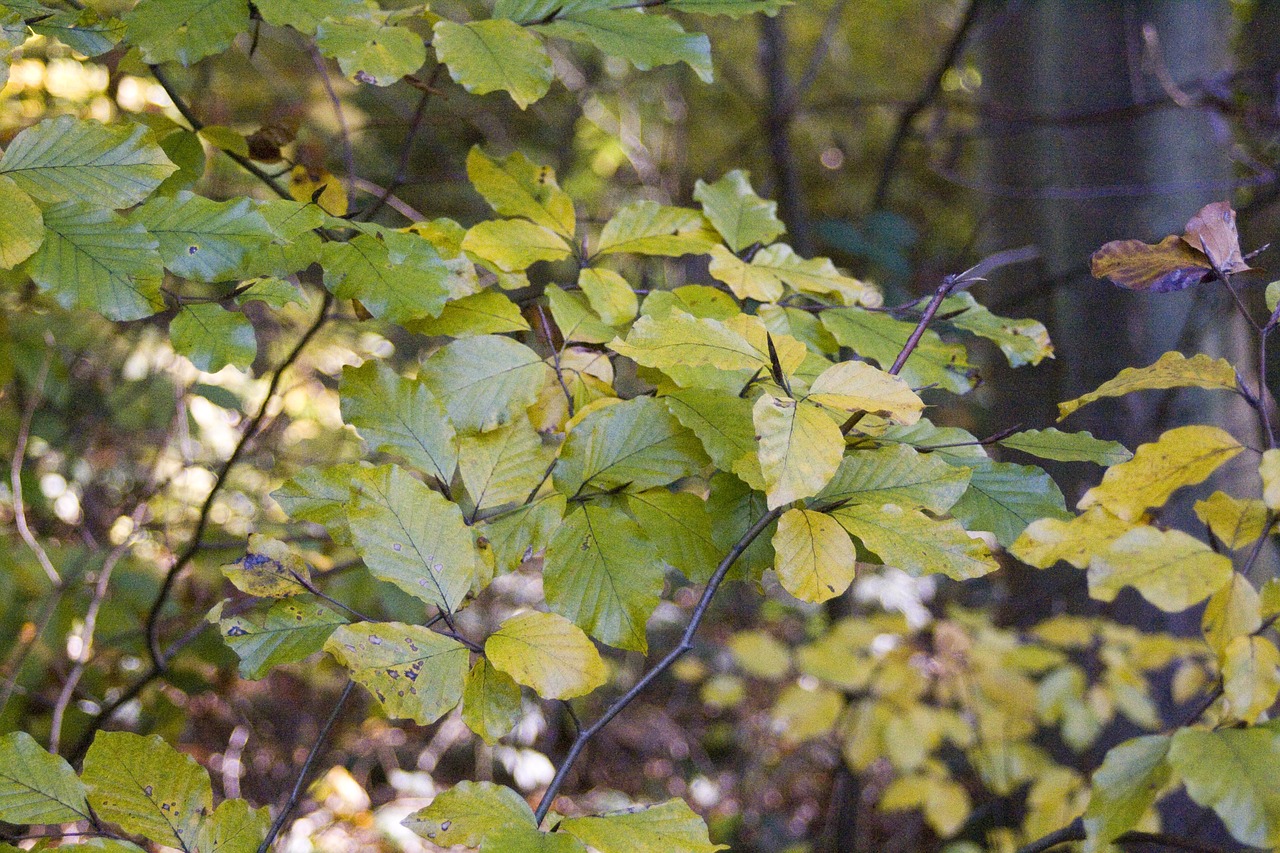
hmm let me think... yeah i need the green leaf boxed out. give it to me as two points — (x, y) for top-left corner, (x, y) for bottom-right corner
(196, 799), (270, 853)
(419, 335), (551, 433)
(434, 19), (553, 109)
(1058, 351), (1239, 420)
(753, 394), (844, 509)
(340, 361), (457, 485)
(30, 9), (125, 56)
(271, 463), (365, 545)
(255, 0), (367, 34)
(317, 15), (426, 86)
(462, 218), (573, 272)
(1168, 725), (1280, 849)
(626, 489), (719, 583)
(211, 596), (346, 680)
(1078, 425), (1244, 522)
(219, 533), (311, 598)
(693, 169), (785, 252)
(461, 658), (523, 744)
(123, 0), (250, 66)
(561, 799), (727, 853)
(322, 232), (452, 323)
(458, 414), (553, 511)
(347, 465), (477, 613)
(830, 503), (998, 580)
(170, 303), (256, 373)
(595, 201), (718, 257)
(554, 396), (708, 495)
(708, 471), (777, 579)
(406, 289), (530, 337)
(326, 621), (469, 724)
(642, 284), (739, 320)
(578, 268), (638, 325)
(484, 493), (566, 572)
(485, 826), (590, 852)
(814, 444), (970, 514)
(669, 0), (789, 13)
(547, 284), (616, 344)
(24, 202), (164, 321)
(403, 781), (537, 847)
(773, 508), (856, 603)
(83, 732), (212, 851)
(486, 609), (607, 698)
(950, 461), (1071, 547)
(728, 630), (791, 679)
(997, 428), (1131, 466)
(664, 388), (762, 489)
(131, 192), (273, 282)
(544, 502), (662, 651)
(466, 146), (576, 238)
(535, 10), (712, 82)
(941, 291), (1053, 367)
(0, 175), (42, 269)
(821, 306), (976, 394)
(0, 731), (90, 824)
(236, 277), (308, 311)
(1081, 735), (1170, 853)
(1088, 526), (1233, 612)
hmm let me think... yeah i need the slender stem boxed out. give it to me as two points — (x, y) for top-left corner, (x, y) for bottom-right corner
(533, 505), (782, 825)
(50, 509), (143, 753)
(872, 0), (982, 209)
(0, 591), (63, 717)
(147, 64), (291, 200)
(145, 293), (333, 668)
(358, 66), (442, 222)
(1015, 817), (1084, 853)
(256, 680), (355, 853)
(310, 46), (358, 209)
(11, 341), (62, 587)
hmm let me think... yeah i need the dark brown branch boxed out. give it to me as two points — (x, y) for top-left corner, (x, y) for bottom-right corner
(872, 0), (983, 210)
(256, 680), (355, 853)
(358, 65), (443, 222)
(759, 13), (811, 255)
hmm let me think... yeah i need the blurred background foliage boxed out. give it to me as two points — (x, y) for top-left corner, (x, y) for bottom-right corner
(1, 1), (1277, 851)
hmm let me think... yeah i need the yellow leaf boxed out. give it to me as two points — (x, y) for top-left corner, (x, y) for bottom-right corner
(485, 610), (606, 700)
(879, 775), (927, 811)
(465, 147), (576, 238)
(1261, 449), (1280, 509)
(707, 244), (784, 302)
(462, 219), (572, 272)
(753, 394), (844, 509)
(289, 164), (347, 216)
(727, 630), (792, 680)
(770, 682), (844, 744)
(1077, 426), (1242, 521)
(578, 268), (637, 325)
(1011, 506), (1134, 569)
(1222, 636), (1280, 724)
(805, 360), (923, 425)
(772, 508), (857, 603)
(1194, 491), (1273, 550)
(1202, 573), (1263, 658)
(1057, 352), (1238, 421)
(1088, 526), (1233, 612)
(924, 778), (972, 837)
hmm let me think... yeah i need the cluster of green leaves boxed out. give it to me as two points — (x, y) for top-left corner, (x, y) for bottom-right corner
(0, 729), (270, 853)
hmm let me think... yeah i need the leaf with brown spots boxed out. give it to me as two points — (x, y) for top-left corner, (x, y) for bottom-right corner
(325, 622), (470, 725)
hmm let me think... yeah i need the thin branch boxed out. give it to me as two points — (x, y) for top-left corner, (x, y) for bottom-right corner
(49, 506), (145, 753)
(70, 294), (334, 765)
(144, 292), (333, 668)
(358, 65), (443, 222)
(1015, 818), (1084, 853)
(256, 680), (355, 853)
(872, 0), (983, 210)
(537, 305), (575, 419)
(310, 45), (358, 210)
(0, 591), (63, 717)
(349, 177), (425, 222)
(533, 504), (783, 825)
(147, 64), (291, 200)
(781, 0), (850, 119)
(11, 339), (62, 587)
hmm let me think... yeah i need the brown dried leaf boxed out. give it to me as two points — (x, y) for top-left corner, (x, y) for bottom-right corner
(1090, 235), (1213, 293)
(1182, 201), (1250, 274)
